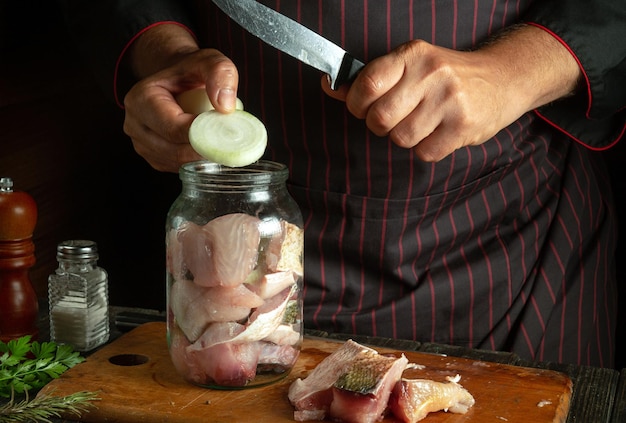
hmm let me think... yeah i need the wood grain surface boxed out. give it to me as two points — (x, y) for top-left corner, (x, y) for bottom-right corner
(37, 322), (572, 423)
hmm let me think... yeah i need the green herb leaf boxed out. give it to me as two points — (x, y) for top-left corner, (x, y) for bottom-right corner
(30, 342), (56, 361)
(0, 337), (85, 398)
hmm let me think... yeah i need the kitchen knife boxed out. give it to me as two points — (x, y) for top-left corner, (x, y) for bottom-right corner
(212, 0), (365, 90)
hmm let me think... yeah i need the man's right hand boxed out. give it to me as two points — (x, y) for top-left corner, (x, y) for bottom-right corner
(122, 24), (239, 172)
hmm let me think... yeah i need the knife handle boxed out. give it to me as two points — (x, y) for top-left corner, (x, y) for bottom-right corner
(333, 55), (365, 90)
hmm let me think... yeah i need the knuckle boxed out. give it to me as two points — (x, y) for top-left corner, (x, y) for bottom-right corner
(366, 106), (394, 136)
(414, 149), (440, 162)
(205, 54), (238, 82)
(401, 39), (430, 57)
(122, 119), (132, 137)
(349, 69), (386, 113)
(388, 127), (415, 149)
(151, 161), (169, 172)
(414, 143), (451, 162)
(211, 58), (237, 78)
(122, 92), (136, 110)
(355, 68), (386, 97)
(398, 39), (437, 69)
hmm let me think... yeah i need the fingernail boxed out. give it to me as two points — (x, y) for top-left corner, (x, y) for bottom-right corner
(217, 87), (236, 110)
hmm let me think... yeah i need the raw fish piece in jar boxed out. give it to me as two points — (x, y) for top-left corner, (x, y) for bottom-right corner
(188, 321), (246, 351)
(169, 279), (264, 342)
(247, 270), (296, 299)
(175, 214), (261, 287)
(175, 322), (262, 387)
(263, 324), (301, 346)
(189, 316), (292, 354)
(265, 220), (303, 275)
(189, 338), (262, 387)
(203, 213), (262, 286)
(258, 341), (300, 371)
(166, 227), (184, 280)
(230, 286), (295, 344)
(169, 324), (201, 382)
(175, 221), (213, 285)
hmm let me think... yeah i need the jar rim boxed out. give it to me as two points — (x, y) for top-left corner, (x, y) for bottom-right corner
(179, 160), (288, 186)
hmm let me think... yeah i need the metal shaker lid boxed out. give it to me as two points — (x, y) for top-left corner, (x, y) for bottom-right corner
(56, 240), (99, 260)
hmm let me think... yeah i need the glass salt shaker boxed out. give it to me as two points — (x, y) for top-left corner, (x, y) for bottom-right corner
(48, 240), (110, 351)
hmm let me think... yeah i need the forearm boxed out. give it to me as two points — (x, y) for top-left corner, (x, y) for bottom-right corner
(477, 24), (582, 114)
(521, 0), (626, 148)
(127, 23), (200, 80)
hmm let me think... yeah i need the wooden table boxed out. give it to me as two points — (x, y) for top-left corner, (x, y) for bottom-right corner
(612, 369), (626, 423)
(5, 305), (623, 422)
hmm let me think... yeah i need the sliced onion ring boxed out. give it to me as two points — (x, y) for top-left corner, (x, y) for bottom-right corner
(189, 110), (268, 168)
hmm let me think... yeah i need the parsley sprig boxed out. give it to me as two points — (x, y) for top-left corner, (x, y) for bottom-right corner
(0, 337), (98, 422)
(0, 336), (85, 398)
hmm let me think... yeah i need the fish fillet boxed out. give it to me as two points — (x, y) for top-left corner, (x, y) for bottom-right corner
(388, 375), (475, 422)
(288, 340), (408, 423)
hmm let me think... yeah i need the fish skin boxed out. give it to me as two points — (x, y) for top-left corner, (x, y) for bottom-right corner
(288, 340), (409, 423)
(328, 353), (408, 423)
(289, 340), (376, 410)
(288, 340), (475, 423)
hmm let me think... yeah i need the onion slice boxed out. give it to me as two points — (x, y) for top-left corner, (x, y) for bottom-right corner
(189, 110), (268, 167)
(176, 87), (244, 114)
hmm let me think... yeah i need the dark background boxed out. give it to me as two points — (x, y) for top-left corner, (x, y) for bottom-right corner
(0, 1), (180, 311)
(1, 1), (623, 369)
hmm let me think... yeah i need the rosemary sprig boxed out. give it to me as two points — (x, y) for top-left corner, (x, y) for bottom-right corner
(0, 390), (99, 423)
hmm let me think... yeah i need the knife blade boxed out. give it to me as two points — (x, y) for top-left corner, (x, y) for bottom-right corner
(212, 0), (365, 90)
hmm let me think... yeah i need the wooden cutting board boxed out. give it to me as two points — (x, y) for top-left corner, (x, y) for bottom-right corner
(38, 322), (572, 422)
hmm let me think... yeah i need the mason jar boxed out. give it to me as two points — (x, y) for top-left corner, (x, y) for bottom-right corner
(166, 161), (304, 389)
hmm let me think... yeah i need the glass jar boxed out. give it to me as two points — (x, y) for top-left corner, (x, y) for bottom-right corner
(166, 161), (304, 389)
(48, 240), (110, 352)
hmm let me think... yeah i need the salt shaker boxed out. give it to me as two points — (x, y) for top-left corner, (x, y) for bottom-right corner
(0, 177), (39, 342)
(48, 240), (110, 351)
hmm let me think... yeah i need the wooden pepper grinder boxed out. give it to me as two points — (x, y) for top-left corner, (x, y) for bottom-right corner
(0, 177), (39, 342)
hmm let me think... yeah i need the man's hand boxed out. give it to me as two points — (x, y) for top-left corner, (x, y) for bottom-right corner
(122, 24), (239, 172)
(322, 24), (581, 161)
